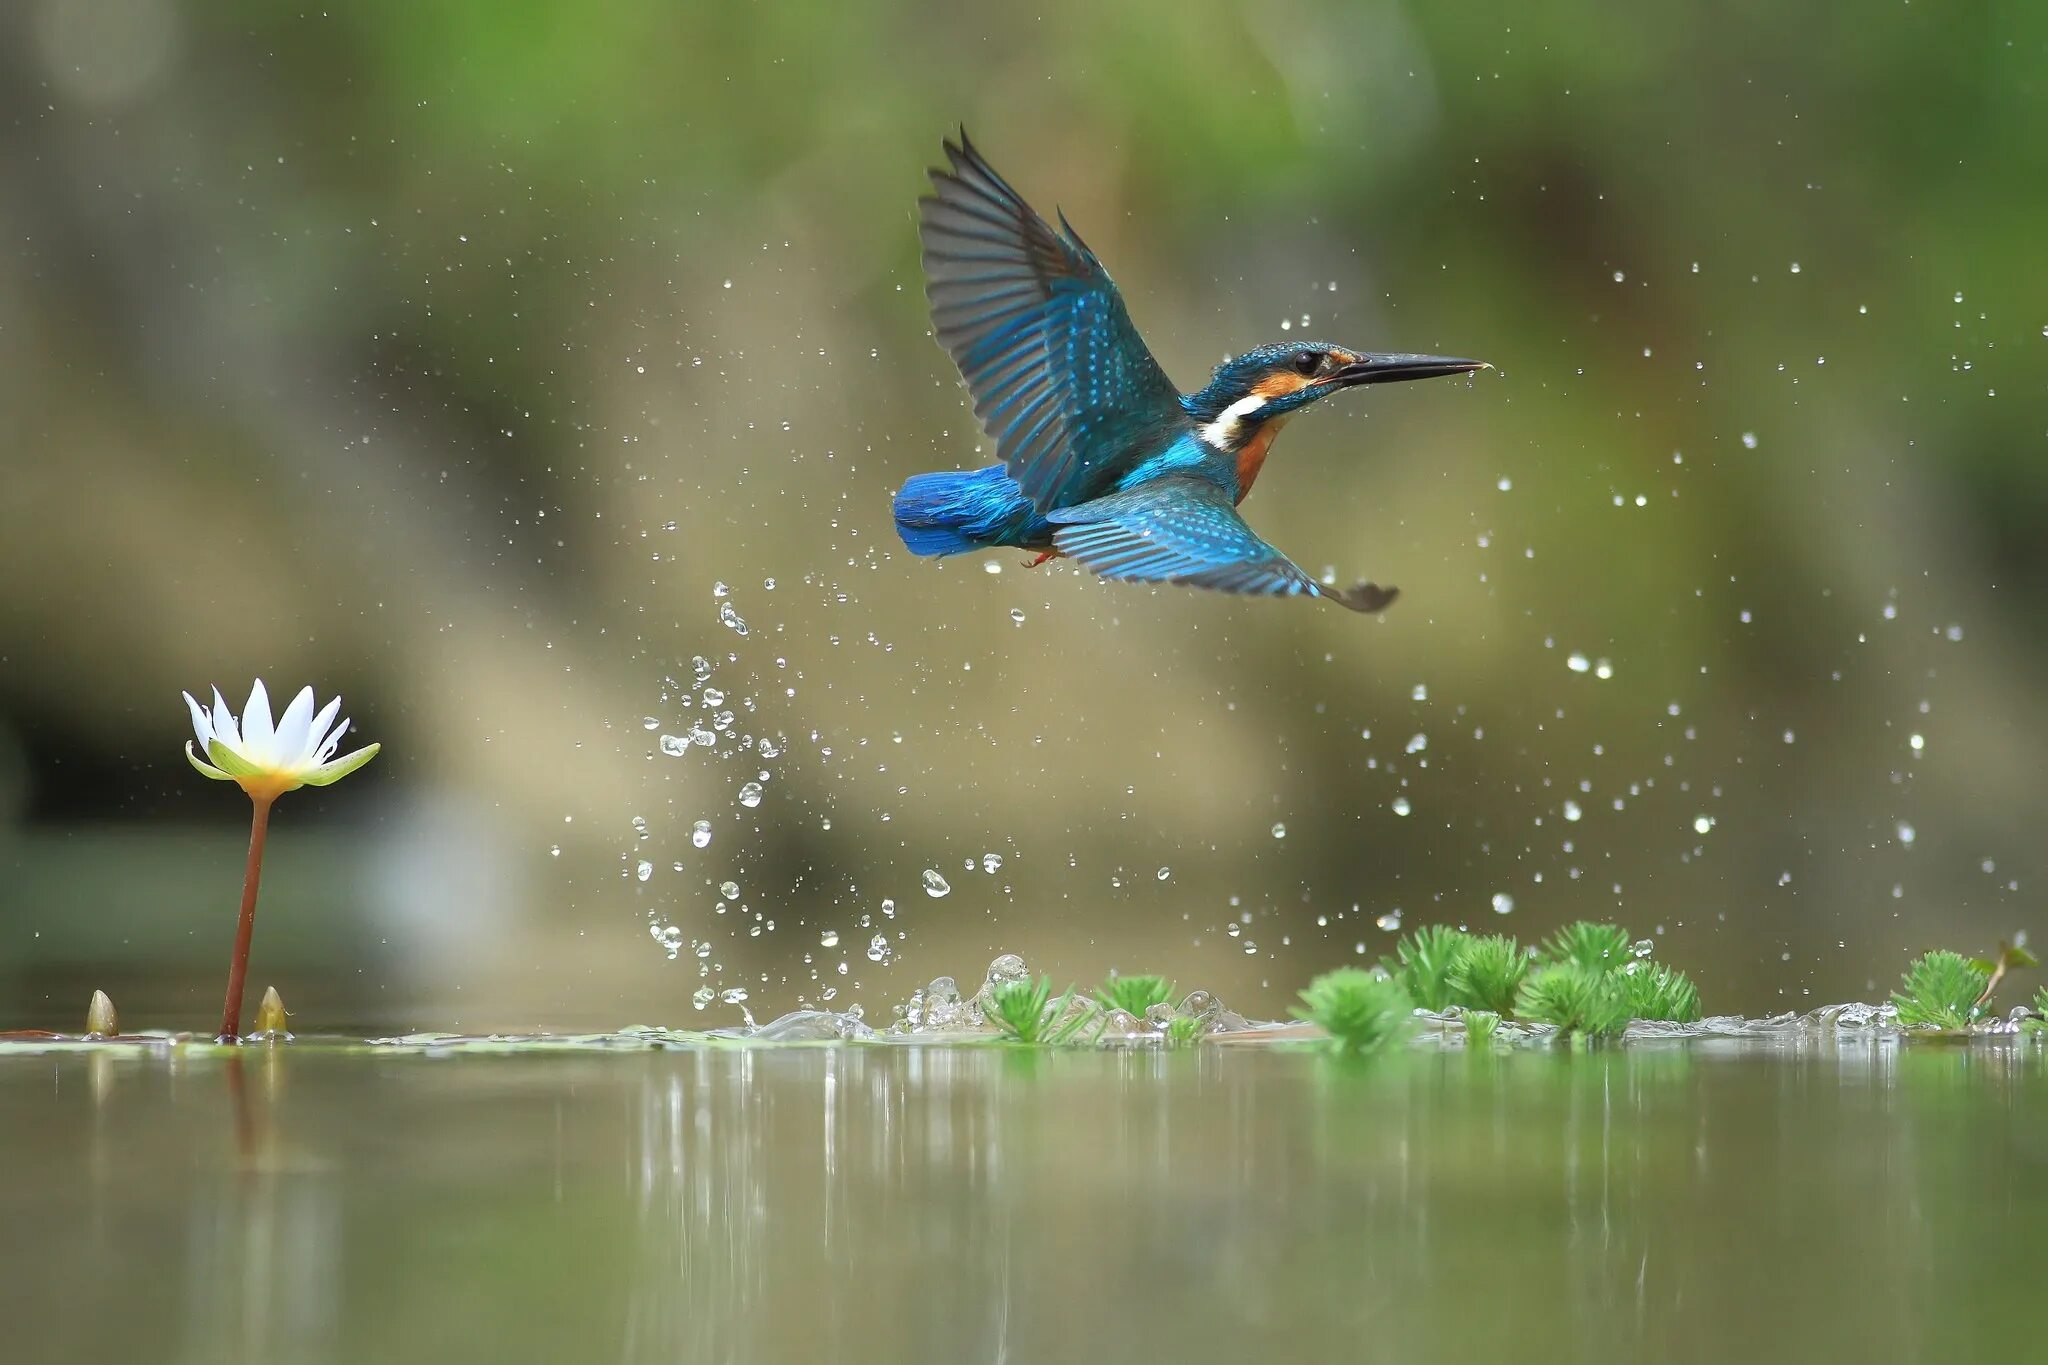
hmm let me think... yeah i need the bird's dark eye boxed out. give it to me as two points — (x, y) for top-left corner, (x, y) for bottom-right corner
(1292, 350), (1322, 377)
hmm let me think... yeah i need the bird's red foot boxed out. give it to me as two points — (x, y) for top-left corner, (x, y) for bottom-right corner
(1022, 551), (1058, 568)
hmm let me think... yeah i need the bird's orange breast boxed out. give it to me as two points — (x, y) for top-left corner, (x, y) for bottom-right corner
(1233, 417), (1289, 504)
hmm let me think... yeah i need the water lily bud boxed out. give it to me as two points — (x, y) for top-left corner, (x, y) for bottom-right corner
(85, 989), (118, 1037)
(252, 986), (289, 1037)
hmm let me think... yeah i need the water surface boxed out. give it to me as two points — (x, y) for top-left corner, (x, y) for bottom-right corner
(4, 1038), (2043, 1364)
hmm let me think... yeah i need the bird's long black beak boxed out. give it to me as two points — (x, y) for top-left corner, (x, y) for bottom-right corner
(1329, 353), (1491, 386)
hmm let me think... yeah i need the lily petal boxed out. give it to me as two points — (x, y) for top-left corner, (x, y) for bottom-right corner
(274, 686), (316, 765)
(184, 741), (234, 782)
(183, 691), (214, 749)
(299, 742), (380, 787)
(319, 717), (350, 763)
(302, 695), (343, 764)
(243, 679), (275, 764)
(210, 686), (242, 750)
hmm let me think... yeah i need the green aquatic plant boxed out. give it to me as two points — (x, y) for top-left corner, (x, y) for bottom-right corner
(1622, 962), (1703, 1023)
(1445, 934), (1528, 1014)
(1538, 922), (1632, 974)
(2029, 986), (2048, 1035)
(1393, 925), (1470, 1011)
(1459, 1009), (1501, 1045)
(1294, 968), (1416, 1055)
(1516, 962), (1632, 1039)
(1164, 1013), (1205, 1048)
(1890, 951), (1991, 1030)
(1095, 972), (1175, 1017)
(987, 977), (1099, 1045)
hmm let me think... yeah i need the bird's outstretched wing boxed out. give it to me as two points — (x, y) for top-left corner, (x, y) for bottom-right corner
(921, 132), (1185, 514)
(1046, 477), (1399, 613)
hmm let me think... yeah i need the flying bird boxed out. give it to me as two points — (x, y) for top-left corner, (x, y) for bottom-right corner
(892, 132), (1488, 613)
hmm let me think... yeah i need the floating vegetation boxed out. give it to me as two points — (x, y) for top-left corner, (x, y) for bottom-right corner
(1095, 973), (1175, 1018)
(1539, 921), (1633, 974)
(1392, 925), (1466, 1012)
(1621, 962), (1703, 1024)
(1352, 920), (1704, 1047)
(10, 936), (2042, 1058)
(1293, 968), (1416, 1055)
(985, 977), (1102, 1046)
(1889, 941), (2035, 1032)
(1444, 934), (1529, 1015)
(1516, 962), (1633, 1039)
(1459, 1009), (1502, 1045)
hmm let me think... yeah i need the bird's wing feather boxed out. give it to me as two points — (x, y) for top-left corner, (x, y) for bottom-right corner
(922, 133), (1185, 514)
(1046, 477), (1398, 613)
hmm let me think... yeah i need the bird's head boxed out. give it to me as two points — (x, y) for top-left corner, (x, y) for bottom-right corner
(1185, 342), (1489, 451)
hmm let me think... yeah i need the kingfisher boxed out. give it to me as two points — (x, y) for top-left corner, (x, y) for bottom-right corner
(892, 132), (1489, 613)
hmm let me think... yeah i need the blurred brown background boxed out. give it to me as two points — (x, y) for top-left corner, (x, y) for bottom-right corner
(2, 0), (2044, 1031)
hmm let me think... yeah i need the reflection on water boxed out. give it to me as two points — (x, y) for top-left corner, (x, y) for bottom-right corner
(3, 1039), (2045, 1364)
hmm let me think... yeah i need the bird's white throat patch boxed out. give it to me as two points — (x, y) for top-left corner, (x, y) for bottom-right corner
(1199, 392), (1271, 450)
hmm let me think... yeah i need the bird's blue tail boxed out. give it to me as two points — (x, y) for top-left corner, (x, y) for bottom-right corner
(892, 465), (1040, 557)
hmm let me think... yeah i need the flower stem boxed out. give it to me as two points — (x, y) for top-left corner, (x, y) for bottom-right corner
(217, 796), (274, 1042)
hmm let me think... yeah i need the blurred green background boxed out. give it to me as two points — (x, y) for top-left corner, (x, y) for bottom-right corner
(2, 0), (2044, 1031)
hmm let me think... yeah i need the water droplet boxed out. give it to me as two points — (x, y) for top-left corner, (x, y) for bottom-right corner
(691, 820), (713, 848)
(658, 734), (687, 757)
(1567, 652), (1590, 673)
(1563, 800), (1582, 822)
(1491, 892), (1514, 916)
(719, 880), (739, 900)
(635, 860), (653, 882)
(1391, 796), (1412, 817)
(1741, 431), (1759, 450)
(630, 815), (650, 839)
(1271, 822), (1287, 840)
(641, 716), (660, 731)
(820, 930), (840, 948)
(691, 986), (715, 1010)
(719, 602), (748, 635)
(1375, 909), (1403, 932)
(1693, 814), (1715, 835)
(1156, 866), (1171, 881)
(738, 781), (764, 808)
(1897, 822), (1916, 846)
(1009, 607), (1026, 625)
(982, 853), (1003, 873)
(720, 987), (749, 1005)
(922, 869), (951, 898)
(1594, 659), (1614, 680)
(1405, 733), (1428, 754)
(867, 934), (893, 963)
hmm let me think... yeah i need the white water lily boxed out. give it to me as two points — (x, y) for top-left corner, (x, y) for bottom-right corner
(184, 679), (379, 801)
